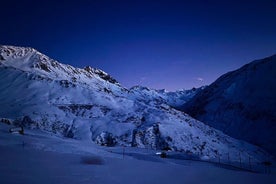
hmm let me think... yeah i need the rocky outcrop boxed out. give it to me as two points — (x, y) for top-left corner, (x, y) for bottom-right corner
(95, 132), (116, 146)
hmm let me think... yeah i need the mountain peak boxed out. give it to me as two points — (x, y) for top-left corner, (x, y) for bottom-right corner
(0, 45), (37, 58)
(84, 66), (119, 85)
(0, 45), (52, 70)
(0, 45), (121, 86)
(0, 45), (47, 66)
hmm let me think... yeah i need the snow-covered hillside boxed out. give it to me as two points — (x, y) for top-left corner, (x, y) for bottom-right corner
(0, 45), (271, 162)
(182, 55), (276, 156)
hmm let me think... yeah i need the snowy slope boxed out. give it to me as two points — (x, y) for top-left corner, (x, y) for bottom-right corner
(0, 45), (271, 162)
(182, 55), (276, 156)
(1, 124), (275, 184)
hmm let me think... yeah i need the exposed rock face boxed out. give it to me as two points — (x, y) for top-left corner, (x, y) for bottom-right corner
(132, 123), (169, 150)
(95, 132), (116, 146)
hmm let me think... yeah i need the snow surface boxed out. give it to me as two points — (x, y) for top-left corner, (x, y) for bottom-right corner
(0, 124), (275, 184)
(0, 45), (272, 164)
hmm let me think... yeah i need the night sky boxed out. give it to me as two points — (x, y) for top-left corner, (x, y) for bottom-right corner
(1, 0), (276, 90)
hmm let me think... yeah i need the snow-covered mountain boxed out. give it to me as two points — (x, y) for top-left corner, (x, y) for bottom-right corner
(0, 45), (270, 161)
(182, 55), (276, 156)
(129, 85), (204, 109)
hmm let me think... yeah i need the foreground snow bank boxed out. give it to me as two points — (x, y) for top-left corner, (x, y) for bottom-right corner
(0, 124), (275, 184)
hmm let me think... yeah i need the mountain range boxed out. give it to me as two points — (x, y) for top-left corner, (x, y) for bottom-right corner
(0, 45), (273, 161)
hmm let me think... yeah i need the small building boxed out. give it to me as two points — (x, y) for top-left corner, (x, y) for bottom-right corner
(9, 126), (24, 135)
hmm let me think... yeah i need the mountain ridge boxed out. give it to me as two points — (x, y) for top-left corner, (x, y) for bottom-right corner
(182, 54), (276, 156)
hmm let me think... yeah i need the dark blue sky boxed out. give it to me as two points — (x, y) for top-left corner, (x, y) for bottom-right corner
(1, 0), (276, 90)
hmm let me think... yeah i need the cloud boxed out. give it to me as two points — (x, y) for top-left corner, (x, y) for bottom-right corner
(196, 77), (204, 82)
